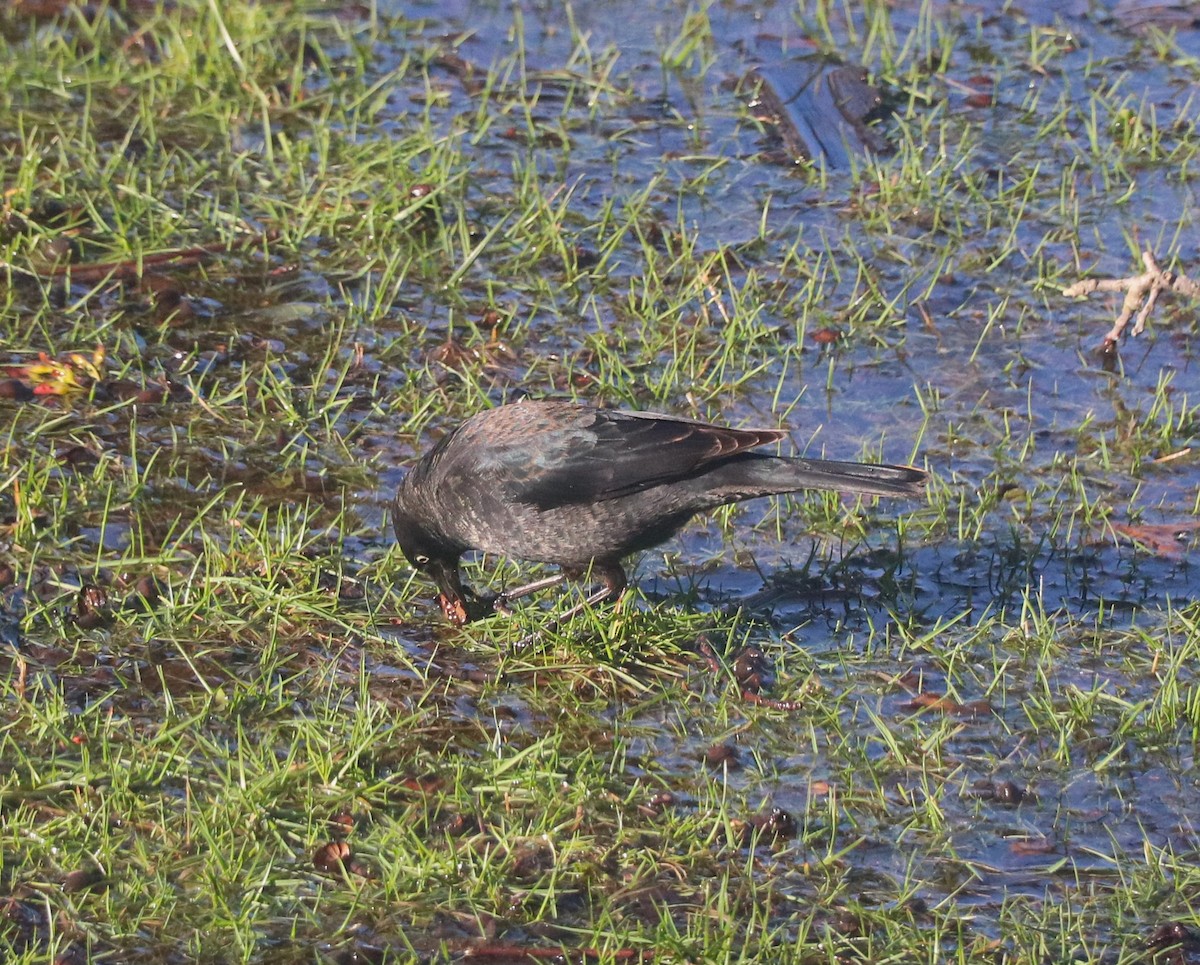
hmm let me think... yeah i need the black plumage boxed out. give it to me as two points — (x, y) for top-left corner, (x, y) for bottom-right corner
(393, 399), (926, 625)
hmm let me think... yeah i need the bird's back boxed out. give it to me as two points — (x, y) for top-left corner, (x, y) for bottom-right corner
(397, 400), (784, 565)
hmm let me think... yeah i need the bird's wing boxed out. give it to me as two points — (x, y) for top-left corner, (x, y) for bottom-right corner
(498, 407), (785, 510)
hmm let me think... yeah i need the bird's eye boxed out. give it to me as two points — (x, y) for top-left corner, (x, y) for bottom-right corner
(414, 554), (430, 566)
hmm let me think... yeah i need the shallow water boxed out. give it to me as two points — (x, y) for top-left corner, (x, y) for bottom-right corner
(3, 0), (1199, 959)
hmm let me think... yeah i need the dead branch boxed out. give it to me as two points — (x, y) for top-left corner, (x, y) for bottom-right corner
(1062, 249), (1200, 346)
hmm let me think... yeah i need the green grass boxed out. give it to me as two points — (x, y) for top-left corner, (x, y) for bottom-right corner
(2, 0), (1200, 962)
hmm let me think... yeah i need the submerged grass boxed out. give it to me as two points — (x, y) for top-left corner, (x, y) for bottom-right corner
(2, 0), (1200, 962)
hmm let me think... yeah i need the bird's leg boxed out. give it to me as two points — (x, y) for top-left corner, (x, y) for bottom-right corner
(512, 563), (628, 649)
(553, 563), (627, 626)
(490, 572), (568, 616)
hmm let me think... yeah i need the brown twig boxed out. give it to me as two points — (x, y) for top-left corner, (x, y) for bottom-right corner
(0, 231), (276, 285)
(1062, 249), (1200, 346)
(463, 944), (653, 962)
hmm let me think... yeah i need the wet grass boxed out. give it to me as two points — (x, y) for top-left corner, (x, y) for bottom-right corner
(2, 0), (1200, 962)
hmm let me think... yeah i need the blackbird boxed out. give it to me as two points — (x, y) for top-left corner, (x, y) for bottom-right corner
(393, 399), (926, 626)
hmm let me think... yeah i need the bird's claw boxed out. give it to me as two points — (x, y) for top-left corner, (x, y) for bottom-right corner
(509, 629), (545, 652)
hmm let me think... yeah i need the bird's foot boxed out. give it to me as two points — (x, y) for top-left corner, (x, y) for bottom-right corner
(450, 574), (567, 626)
(509, 630), (545, 652)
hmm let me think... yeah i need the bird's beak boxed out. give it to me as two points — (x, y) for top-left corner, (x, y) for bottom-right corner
(425, 557), (472, 626)
(422, 557), (460, 598)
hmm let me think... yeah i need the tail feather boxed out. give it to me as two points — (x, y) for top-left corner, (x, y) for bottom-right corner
(737, 455), (926, 499)
(779, 457), (925, 498)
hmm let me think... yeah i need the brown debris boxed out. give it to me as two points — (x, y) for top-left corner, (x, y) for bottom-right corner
(1009, 837), (1057, 856)
(62, 867), (107, 893)
(74, 583), (111, 630)
(312, 840), (369, 878)
(0, 378), (34, 401)
(397, 774), (445, 795)
(962, 75), (995, 108)
(313, 840), (351, 873)
(990, 780), (1027, 805)
(902, 692), (993, 717)
(693, 636), (805, 710)
(437, 812), (480, 837)
(124, 574), (166, 611)
(733, 806), (798, 846)
(1147, 922), (1199, 953)
(328, 811), (356, 836)
(432, 52), (484, 95)
(427, 331), (519, 384)
(462, 945), (653, 963)
(639, 791), (676, 817)
(971, 779), (1031, 805)
(1110, 520), (1200, 560)
(704, 742), (740, 769)
(809, 327), (841, 345)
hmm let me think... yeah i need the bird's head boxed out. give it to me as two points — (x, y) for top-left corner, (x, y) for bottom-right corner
(392, 491), (467, 602)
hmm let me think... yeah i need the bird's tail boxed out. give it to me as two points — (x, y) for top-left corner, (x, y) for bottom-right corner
(732, 455), (927, 499)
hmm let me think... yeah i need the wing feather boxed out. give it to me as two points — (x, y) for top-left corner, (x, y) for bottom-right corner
(499, 406), (785, 509)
